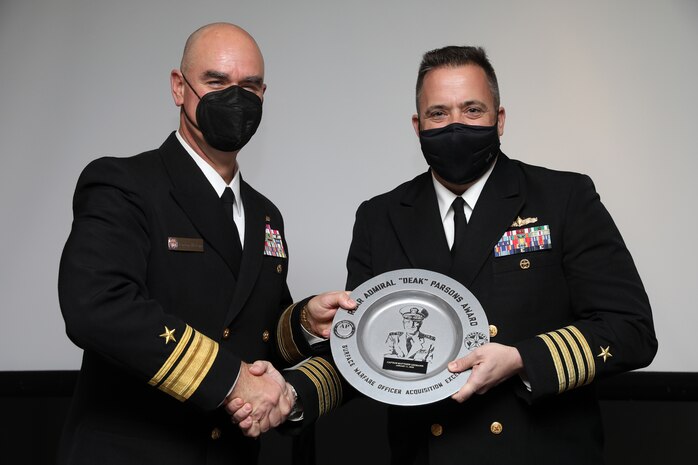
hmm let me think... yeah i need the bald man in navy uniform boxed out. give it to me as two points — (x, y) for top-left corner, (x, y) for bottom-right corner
(57, 22), (351, 465)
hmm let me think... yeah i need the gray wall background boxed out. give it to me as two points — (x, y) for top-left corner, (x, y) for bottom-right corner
(1, 0), (696, 373)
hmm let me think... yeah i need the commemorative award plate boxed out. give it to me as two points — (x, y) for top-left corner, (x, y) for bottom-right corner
(330, 269), (489, 406)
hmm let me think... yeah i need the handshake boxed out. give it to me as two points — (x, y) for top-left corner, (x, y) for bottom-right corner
(222, 290), (356, 438)
(222, 359), (296, 438)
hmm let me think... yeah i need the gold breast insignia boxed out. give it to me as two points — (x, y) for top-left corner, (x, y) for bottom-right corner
(511, 216), (538, 228)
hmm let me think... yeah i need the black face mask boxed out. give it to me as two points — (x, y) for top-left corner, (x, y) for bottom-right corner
(419, 122), (500, 185)
(181, 73), (263, 152)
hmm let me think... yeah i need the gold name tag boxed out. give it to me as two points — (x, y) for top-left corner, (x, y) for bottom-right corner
(167, 237), (204, 253)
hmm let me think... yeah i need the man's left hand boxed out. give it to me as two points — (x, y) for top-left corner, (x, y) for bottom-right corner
(305, 291), (356, 338)
(448, 343), (524, 402)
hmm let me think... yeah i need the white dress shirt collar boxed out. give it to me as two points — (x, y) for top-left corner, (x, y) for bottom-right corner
(175, 131), (245, 244)
(432, 156), (498, 223)
(175, 131), (242, 202)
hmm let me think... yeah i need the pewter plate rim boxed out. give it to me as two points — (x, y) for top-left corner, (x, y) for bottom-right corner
(330, 269), (489, 406)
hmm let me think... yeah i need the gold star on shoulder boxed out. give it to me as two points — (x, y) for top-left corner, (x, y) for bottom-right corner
(597, 346), (612, 363)
(159, 326), (177, 344)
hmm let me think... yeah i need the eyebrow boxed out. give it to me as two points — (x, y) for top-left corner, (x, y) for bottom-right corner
(423, 100), (490, 115)
(239, 76), (264, 87)
(201, 70), (230, 81)
(200, 70), (264, 86)
(460, 99), (489, 110)
(423, 104), (449, 115)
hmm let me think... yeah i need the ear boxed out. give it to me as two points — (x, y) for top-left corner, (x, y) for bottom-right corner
(170, 69), (184, 107)
(412, 113), (421, 137)
(497, 106), (506, 137)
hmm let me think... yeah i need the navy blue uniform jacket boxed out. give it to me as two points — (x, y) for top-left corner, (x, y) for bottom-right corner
(345, 153), (657, 465)
(58, 133), (337, 465)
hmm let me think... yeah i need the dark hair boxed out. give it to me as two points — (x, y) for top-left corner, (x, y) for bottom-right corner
(415, 46), (500, 113)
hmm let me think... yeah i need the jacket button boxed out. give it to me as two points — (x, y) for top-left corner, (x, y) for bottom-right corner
(519, 259), (530, 270)
(430, 423), (443, 437)
(490, 421), (503, 435)
(262, 330), (270, 342)
(211, 427), (222, 440)
(276, 264), (283, 274)
(222, 328), (231, 340)
(489, 325), (498, 338)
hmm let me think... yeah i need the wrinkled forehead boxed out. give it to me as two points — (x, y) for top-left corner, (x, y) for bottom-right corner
(418, 64), (493, 107)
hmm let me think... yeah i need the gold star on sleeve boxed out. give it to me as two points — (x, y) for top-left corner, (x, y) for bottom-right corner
(159, 326), (177, 344)
(149, 325), (219, 402)
(597, 346), (612, 363)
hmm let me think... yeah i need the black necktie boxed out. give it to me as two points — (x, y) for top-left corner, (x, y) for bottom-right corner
(221, 187), (243, 268)
(451, 196), (467, 257)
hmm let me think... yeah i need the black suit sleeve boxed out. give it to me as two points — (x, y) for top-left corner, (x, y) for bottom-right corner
(276, 297), (346, 428)
(346, 200), (374, 291)
(59, 158), (240, 411)
(514, 174), (657, 400)
(275, 200), (387, 425)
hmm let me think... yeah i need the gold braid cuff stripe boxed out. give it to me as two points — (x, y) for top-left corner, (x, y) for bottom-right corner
(308, 357), (342, 410)
(549, 331), (577, 390)
(537, 325), (596, 394)
(559, 327), (588, 388)
(149, 325), (193, 387)
(158, 329), (218, 402)
(297, 357), (342, 415)
(537, 333), (566, 394)
(277, 302), (304, 364)
(565, 325), (596, 384)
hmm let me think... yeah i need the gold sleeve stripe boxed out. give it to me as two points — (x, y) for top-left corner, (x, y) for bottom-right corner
(277, 302), (304, 363)
(158, 330), (219, 402)
(297, 364), (326, 414)
(565, 325), (596, 384)
(296, 357), (342, 415)
(537, 333), (566, 394)
(307, 357), (342, 409)
(549, 331), (576, 390)
(559, 327), (587, 387)
(149, 325), (193, 387)
(539, 325), (598, 394)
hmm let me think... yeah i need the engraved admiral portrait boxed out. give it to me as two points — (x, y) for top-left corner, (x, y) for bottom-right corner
(382, 305), (438, 374)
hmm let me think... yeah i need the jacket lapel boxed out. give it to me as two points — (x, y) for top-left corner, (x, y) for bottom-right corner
(225, 179), (266, 323)
(389, 172), (452, 275)
(160, 133), (242, 279)
(450, 154), (525, 286)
